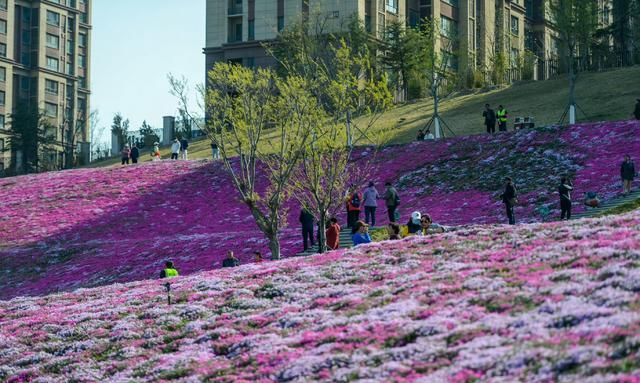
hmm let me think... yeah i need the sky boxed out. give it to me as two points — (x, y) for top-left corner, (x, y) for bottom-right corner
(91, 0), (206, 144)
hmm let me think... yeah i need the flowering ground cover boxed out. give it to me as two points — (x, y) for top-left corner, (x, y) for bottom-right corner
(1, 210), (640, 382)
(0, 120), (637, 300)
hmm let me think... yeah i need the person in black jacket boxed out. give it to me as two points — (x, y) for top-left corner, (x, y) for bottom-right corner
(483, 104), (496, 134)
(559, 177), (573, 220)
(299, 208), (315, 251)
(621, 155), (636, 195)
(500, 177), (517, 225)
(222, 251), (240, 268)
(130, 144), (140, 164)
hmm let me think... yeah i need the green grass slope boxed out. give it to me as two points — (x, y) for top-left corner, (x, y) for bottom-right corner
(91, 66), (640, 167)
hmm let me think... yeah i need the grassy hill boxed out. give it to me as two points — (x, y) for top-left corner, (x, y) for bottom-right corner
(90, 66), (640, 166)
(1, 211), (640, 382)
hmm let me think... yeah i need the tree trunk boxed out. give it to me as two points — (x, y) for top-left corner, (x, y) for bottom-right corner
(268, 235), (281, 260)
(317, 210), (327, 254)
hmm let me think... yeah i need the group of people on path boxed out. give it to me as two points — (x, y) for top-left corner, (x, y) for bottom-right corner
(120, 144), (140, 165)
(121, 138), (190, 165)
(170, 138), (190, 160)
(483, 104), (509, 133)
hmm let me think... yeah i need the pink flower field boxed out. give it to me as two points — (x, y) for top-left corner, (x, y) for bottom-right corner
(1, 210), (640, 382)
(0, 120), (638, 299)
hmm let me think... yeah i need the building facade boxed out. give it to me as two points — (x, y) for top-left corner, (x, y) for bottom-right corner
(0, 0), (92, 174)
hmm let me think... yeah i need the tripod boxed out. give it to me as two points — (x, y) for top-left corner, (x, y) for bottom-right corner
(558, 102), (589, 126)
(423, 113), (456, 139)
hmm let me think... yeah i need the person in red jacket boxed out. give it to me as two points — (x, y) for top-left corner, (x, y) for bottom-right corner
(325, 217), (341, 250)
(346, 187), (363, 230)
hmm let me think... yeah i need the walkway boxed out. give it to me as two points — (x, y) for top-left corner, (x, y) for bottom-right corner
(295, 227), (382, 257)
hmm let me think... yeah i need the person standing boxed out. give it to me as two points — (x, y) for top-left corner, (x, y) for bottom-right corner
(634, 99), (640, 120)
(383, 182), (400, 223)
(500, 177), (517, 225)
(496, 105), (508, 132)
(180, 137), (189, 160)
(621, 155), (636, 195)
(130, 143), (140, 164)
(346, 187), (363, 230)
(299, 208), (315, 251)
(363, 182), (379, 227)
(483, 104), (497, 134)
(160, 261), (179, 278)
(222, 251), (240, 267)
(121, 145), (131, 165)
(211, 141), (220, 160)
(352, 221), (372, 246)
(559, 177), (573, 220)
(325, 217), (341, 250)
(171, 138), (181, 160)
(151, 142), (161, 161)
(416, 130), (425, 141)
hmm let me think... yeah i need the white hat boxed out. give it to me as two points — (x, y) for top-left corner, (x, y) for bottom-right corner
(411, 211), (421, 224)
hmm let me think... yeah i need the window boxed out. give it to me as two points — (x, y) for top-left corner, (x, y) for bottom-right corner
(45, 79), (59, 94)
(66, 61), (74, 75)
(0, 67), (5, 82)
(20, 76), (30, 91)
(46, 33), (60, 49)
(79, 55), (86, 68)
(0, 19), (6, 34)
(0, 43), (6, 57)
(510, 15), (519, 34)
(440, 16), (457, 38)
(47, 10), (60, 26)
(45, 102), (58, 118)
(0, 0), (6, 10)
(277, 16), (284, 32)
(385, 0), (398, 13)
(46, 56), (59, 71)
(248, 20), (254, 40)
(79, 33), (87, 47)
(510, 48), (519, 67)
(0, 91), (4, 106)
(442, 0), (458, 6)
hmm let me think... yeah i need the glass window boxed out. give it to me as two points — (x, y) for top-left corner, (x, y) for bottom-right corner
(248, 20), (254, 40)
(440, 16), (457, 38)
(277, 16), (284, 32)
(46, 33), (60, 49)
(0, 0), (7, 10)
(0, 19), (6, 34)
(79, 55), (86, 68)
(46, 56), (59, 71)
(0, 43), (6, 57)
(511, 15), (519, 34)
(79, 33), (87, 47)
(385, 0), (398, 13)
(0, 91), (4, 106)
(47, 10), (60, 26)
(442, 0), (458, 6)
(0, 67), (5, 82)
(45, 79), (59, 94)
(45, 102), (58, 117)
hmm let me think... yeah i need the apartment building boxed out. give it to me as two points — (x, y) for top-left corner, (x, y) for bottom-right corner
(205, 0), (414, 69)
(0, 0), (92, 174)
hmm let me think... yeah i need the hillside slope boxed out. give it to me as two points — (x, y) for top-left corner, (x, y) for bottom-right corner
(1, 211), (640, 382)
(1, 120), (638, 299)
(89, 66), (640, 166)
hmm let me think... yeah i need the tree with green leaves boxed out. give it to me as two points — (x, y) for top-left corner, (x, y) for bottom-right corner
(111, 113), (130, 151)
(139, 120), (159, 148)
(205, 63), (317, 259)
(551, 0), (598, 124)
(6, 104), (56, 174)
(378, 20), (415, 102)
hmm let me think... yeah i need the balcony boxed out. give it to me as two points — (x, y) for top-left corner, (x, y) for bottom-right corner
(228, 4), (242, 16)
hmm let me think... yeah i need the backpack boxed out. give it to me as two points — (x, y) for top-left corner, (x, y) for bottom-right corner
(350, 193), (361, 208)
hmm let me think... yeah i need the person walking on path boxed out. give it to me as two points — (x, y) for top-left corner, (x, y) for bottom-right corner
(299, 208), (315, 251)
(130, 143), (140, 164)
(634, 99), (640, 120)
(363, 182), (379, 227)
(222, 251), (240, 268)
(483, 104), (497, 134)
(325, 217), (341, 250)
(346, 187), (363, 230)
(383, 182), (400, 223)
(559, 177), (573, 220)
(180, 138), (189, 160)
(496, 105), (508, 132)
(121, 145), (131, 165)
(621, 155), (636, 195)
(352, 220), (372, 246)
(171, 138), (181, 160)
(500, 177), (517, 225)
(211, 141), (220, 160)
(160, 261), (179, 278)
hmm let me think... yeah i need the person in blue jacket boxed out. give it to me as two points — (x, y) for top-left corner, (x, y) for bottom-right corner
(352, 220), (372, 247)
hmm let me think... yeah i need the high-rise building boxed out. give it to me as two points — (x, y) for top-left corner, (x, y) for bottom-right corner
(0, 0), (92, 174)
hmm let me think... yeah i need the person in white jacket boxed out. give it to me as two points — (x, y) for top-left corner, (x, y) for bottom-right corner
(170, 139), (181, 160)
